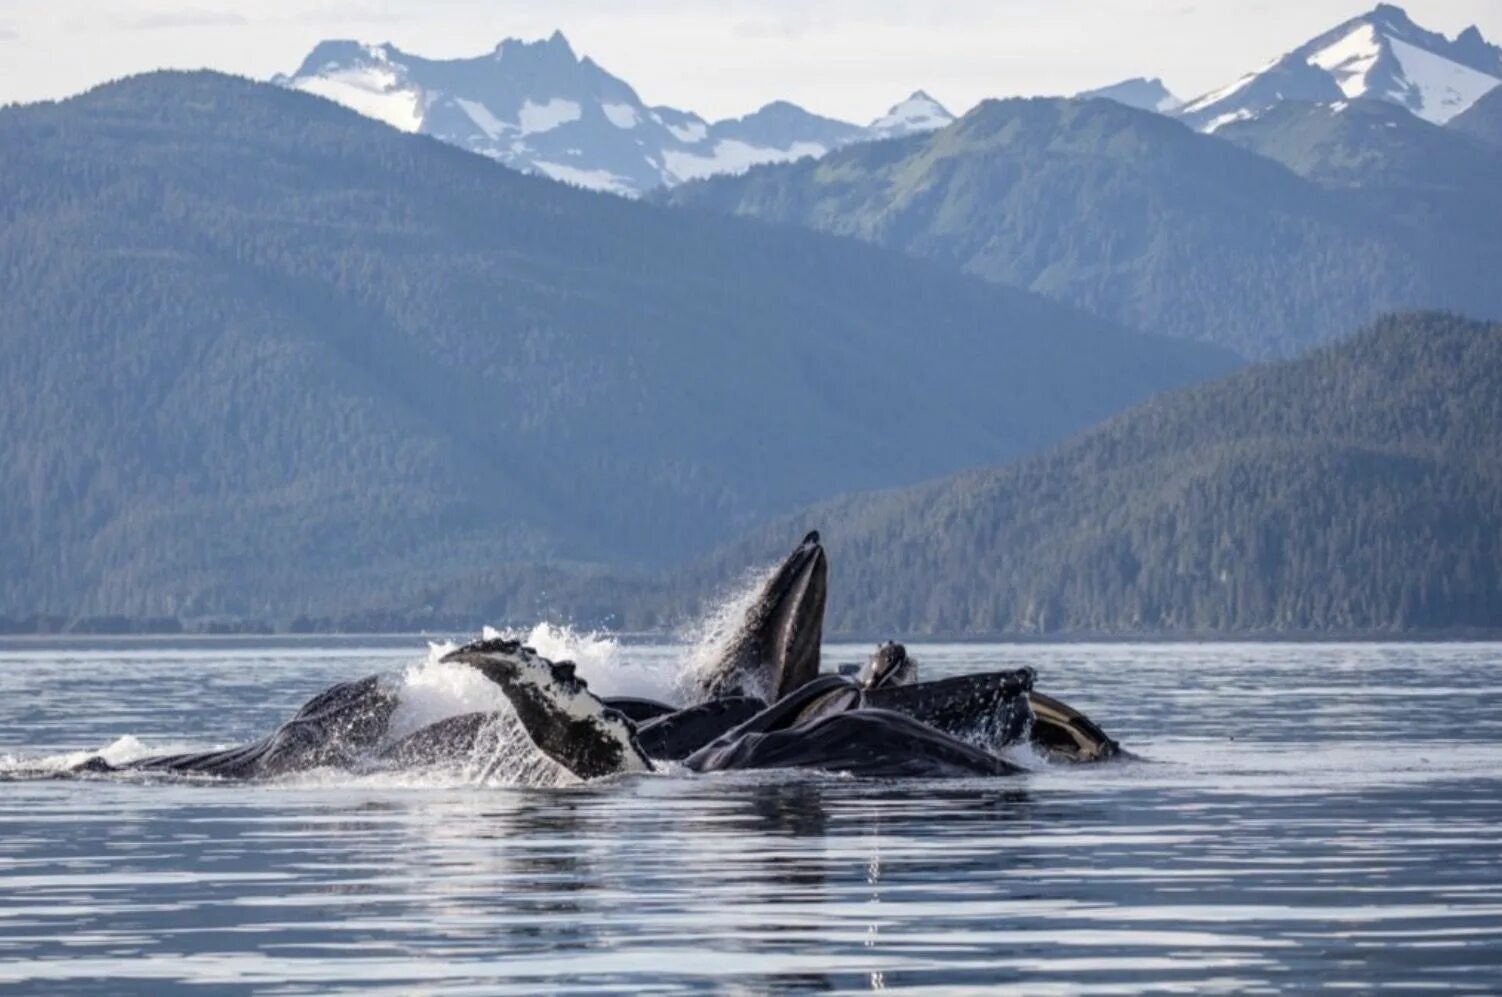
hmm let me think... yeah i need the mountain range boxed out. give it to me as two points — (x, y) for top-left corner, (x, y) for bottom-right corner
(0, 71), (1228, 621)
(685, 312), (1502, 636)
(275, 7), (1499, 201)
(661, 91), (1502, 358)
(277, 32), (954, 197)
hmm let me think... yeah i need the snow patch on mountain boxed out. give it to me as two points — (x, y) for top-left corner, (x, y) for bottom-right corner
(456, 98), (508, 139)
(664, 119), (708, 143)
(533, 161), (634, 196)
(295, 64), (423, 133)
(601, 102), (638, 129)
(518, 98), (581, 134)
(1387, 36), (1502, 123)
(1204, 108), (1255, 133)
(1308, 23), (1383, 97)
(662, 140), (828, 183)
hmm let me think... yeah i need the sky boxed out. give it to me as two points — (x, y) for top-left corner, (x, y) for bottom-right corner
(1, 1), (1501, 121)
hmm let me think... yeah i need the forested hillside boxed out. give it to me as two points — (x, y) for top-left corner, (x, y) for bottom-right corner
(0, 72), (1234, 621)
(693, 313), (1502, 636)
(1218, 98), (1502, 193)
(662, 98), (1502, 358)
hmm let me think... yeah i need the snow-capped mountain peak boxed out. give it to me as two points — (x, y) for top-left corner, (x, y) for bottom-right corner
(277, 33), (945, 197)
(868, 91), (956, 138)
(281, 40), (425, 134)
(1179, 4), (1502, 132)
(1075, 77), (1184, 114)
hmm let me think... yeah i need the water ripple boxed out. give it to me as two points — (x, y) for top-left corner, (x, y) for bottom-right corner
(1, 640), (1501, 991)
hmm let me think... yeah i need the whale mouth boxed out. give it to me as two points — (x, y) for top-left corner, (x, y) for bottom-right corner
(699, 530), (828, 702)
(1026, 691), (1122, 763)
(761, 531), (828, 700)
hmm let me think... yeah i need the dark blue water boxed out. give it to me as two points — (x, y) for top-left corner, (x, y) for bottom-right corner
(3, 636), (1501, 993)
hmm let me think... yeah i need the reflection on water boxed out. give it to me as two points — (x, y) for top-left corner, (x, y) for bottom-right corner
(2, 640), (1502, 992)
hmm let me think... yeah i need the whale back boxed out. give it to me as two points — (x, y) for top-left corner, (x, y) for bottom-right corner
(863, 669), (1035, 751)
(124, 675), (398, 778)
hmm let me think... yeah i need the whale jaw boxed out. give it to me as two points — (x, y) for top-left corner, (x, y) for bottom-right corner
(700, 530), (828, 702)
(441, 639), (653, 780)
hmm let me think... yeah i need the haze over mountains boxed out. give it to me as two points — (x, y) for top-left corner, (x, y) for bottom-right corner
(0, 71), (1228, 622)
(277, 32), (954, 197)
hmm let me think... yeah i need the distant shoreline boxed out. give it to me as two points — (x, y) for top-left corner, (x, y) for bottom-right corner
(2, 628), (1500, 645)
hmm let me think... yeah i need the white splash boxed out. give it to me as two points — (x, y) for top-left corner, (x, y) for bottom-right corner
(385, 645), (513, 743)
(1, 734), (200, 776)
(673, 561), (779, 701)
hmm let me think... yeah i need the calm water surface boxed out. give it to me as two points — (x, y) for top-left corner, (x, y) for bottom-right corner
(2, 637), (1501, 993)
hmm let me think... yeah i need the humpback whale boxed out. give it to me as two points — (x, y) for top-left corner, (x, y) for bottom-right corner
(62, 529), (1126, 781)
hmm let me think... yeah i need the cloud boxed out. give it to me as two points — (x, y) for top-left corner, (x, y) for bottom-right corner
(118, 9), (247, 31)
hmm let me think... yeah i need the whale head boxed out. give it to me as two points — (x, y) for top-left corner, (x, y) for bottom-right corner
(858, 642), (917, 690)
(440, 638), (653, 780)
(698, 529), (828, 702)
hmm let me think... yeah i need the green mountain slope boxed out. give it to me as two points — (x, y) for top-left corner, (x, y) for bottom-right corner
(696, 313), (1502, 636)
(662, 97), (1502, 358)
(1218, 98), (1502, 192)
(0, 72), (1234, 619)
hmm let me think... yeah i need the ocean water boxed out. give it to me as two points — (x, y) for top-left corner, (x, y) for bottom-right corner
(2, 636), (1501, 993)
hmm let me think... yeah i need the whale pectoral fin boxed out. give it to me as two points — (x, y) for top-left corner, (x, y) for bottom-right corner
(441, 639), (654, 780)
(1027, 691), (1123, 763)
